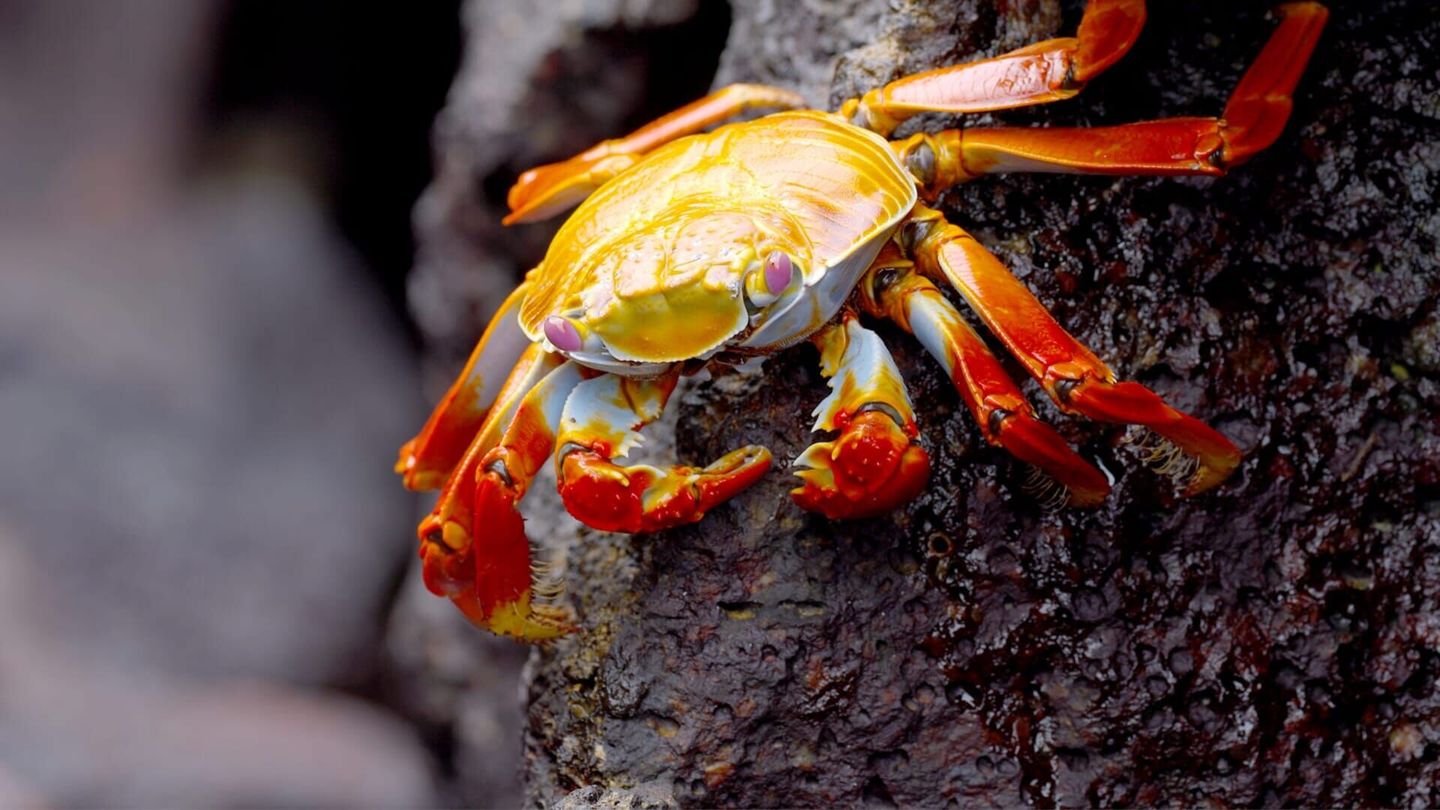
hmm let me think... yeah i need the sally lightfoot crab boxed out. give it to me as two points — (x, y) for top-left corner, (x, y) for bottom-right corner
(397, 1), (1328, 640)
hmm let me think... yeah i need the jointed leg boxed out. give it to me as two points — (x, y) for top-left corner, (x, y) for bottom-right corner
(889, 3), (1328, 191)
(415, 342), (561, 583)
(420, 361), (584, 641)
(555, 371), (772, 533)
(904, 206), (1240, 495)
(505, 83), (805, 224)
(841, 0), (1146, 134)
(396, 282), (536, 490)
(792, 314), (931, 519)
(856, 248), (1110, 507)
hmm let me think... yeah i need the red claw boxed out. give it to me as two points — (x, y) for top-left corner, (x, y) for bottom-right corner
(560, 444), (773, 534)
(417, 448), (577, 641)
(792, 410), (932, 520)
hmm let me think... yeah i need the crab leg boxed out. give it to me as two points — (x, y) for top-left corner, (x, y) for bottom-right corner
(421, 361), (583, 641)
(791, 315), (931, 519)
(857, 249), (1110, 507)
(890, 3), (1328, 192)
(505, 83), (805, 224)
(555, 371), (772, 533)
(396, 282), (534, 490)
(841, 0), (1145, 134)
(905, 206), (1239, 496)
(415, 342), (561, 594)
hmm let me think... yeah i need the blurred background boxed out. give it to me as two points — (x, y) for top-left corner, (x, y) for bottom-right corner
(0, 0), (461, 805)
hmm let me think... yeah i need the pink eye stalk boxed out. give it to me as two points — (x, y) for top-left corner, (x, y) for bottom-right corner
(544, 315), (583, 352)
(764, 251), (794, 295)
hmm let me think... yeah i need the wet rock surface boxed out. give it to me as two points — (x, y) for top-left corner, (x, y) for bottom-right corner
(408, 0), (1440, 806)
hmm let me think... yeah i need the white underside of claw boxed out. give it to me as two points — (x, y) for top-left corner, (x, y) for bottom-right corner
(806, 319), (914, 435)
(557, 374), (649, 460)
(792, 440), (838, 472)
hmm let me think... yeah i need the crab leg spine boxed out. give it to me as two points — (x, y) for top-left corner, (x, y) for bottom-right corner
(396, 281), (535, 491)
(858, 255), (1110, 506)
(907, 206), (1240, 495)
(505, 83), (806, 224)
(556, 371), (773, 534)
(791, 315), (931, 519)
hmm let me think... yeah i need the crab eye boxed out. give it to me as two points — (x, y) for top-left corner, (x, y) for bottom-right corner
(764, 251), (796, 294)
(544, 315), (584, 352)
(744, 251), (802, 313)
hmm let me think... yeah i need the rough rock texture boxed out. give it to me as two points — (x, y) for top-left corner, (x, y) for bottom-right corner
(552, 780), (680, 810)
(403, 0), (1440, 806)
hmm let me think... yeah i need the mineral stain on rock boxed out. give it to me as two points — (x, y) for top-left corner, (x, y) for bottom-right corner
(403, 0), (1440, 806)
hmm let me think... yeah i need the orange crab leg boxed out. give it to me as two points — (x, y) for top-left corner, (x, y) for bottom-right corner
(415, 342), (561, 587)
(421, 361), (583, 641)
(396, 282), (535, 491)
(890, 3), (1327, 190)
(857, 251), (1110, 507)
(840, 0), (1145, 134)
(556, 371), (772, 533)
(505, 83), (806, 224)
(906, 206), (1240, 496)
(1215, 1), (1329, 166)
(791, 315), (931, 519)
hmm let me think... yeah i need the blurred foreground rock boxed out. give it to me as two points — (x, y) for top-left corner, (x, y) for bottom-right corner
(0, 0), (435, 804)
(405, 0), (1440, 806)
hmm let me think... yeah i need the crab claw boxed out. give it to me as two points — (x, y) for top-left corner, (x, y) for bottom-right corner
(560, 444), (773, 534)
(418, 452), (576, 641)
(990, 410), (1111, 507)
(1058, 376), (1240, 495)
(792, 410), (931, 520)
(415, 356), (585, 642)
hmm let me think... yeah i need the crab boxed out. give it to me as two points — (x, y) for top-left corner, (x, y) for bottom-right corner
(396, 0), (1328, 640)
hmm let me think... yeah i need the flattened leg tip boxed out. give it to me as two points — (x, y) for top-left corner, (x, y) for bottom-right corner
(993, 410), (1112, 508)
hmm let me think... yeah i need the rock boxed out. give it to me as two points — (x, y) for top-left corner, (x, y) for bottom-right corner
(0, 0), (436, 803)
(553, 780), (679, 810)
(408, 0), (1440, 806)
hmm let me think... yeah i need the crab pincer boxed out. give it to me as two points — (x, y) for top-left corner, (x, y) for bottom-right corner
(555, 372), (772, 533)
(791, 316), (932, 519)
(418, 362), (584, 640)
(560, 444), (772, 533)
